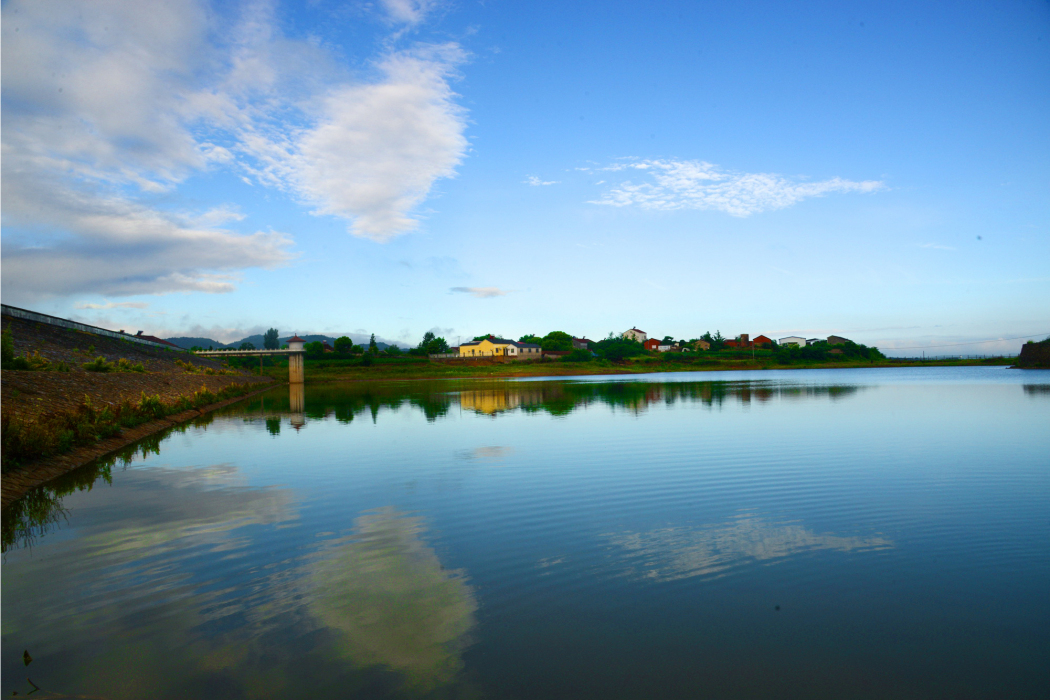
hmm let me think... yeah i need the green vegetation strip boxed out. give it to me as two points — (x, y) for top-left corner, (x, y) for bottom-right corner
(1, 383), (261, 473)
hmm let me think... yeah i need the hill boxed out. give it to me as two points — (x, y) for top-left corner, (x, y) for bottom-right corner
(165, 337), (231, 350)
(227, 334), (396, 351)
(166, 333), (401, 351)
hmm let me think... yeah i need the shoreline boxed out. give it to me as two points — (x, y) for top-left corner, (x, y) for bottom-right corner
(1, 383), (279, 509)
(265, 357), (1017, 385)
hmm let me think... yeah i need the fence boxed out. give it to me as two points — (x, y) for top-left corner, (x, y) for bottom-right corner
(1, 303), (185, 352)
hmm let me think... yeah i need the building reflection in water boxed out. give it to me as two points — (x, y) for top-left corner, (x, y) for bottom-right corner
(289, 382), (305, 431)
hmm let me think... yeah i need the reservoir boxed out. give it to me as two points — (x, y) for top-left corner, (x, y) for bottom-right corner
(3, 367), (1049, 699)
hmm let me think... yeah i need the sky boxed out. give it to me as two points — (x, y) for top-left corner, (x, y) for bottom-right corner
(2, 0), (1048, 354)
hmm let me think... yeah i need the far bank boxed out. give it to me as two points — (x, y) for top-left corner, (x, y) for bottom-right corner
(256, 353), (1016, 384)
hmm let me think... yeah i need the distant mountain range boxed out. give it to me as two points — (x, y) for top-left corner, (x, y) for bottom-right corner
(164, 334), (397, 351)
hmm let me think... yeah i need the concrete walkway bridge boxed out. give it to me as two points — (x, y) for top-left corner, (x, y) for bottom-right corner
(195, 335), (306, 383)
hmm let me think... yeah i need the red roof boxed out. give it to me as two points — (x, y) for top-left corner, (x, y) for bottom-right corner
(288, 335), (305, 342)
(138, 335), (180, 348)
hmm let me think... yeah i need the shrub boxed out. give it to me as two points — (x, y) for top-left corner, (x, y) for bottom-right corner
(563, 349), (594, 362)
(83, 356), (114, 372)
(138, 393), (166, 419)
(116, 358), (147, 373)
(1, 328), (14, 366)
(176, 358), (198, 373)
(11, 350), (53, 371)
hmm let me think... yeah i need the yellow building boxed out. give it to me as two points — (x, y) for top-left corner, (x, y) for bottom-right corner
(456, 337), (541, 360)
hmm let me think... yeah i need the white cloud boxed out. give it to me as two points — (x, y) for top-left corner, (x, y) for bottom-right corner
(1, 0), (470, 301)
(292, 45), (469, 241)
(525, 176), (559, 186)
(75, 301), (150, 310)
(590, 159), (884, 216)
(1, 165), (292, 299)
(380, 0), (439, 25)
(449, 286), (508, 298)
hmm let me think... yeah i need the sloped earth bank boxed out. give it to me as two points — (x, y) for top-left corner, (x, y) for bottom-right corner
(0, 382), (275, 508)
(2, 315), (275, 503)
(2, 315), (225, 375)
(2, 368), (272, 421)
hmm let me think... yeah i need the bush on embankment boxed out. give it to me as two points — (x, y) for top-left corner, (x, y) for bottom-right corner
(1, 383), (258, 473)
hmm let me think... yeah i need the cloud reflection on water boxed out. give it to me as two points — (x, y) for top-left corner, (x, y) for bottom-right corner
(311, 507), (478, 692)
(2, 469), (476, 697)
(605, 513), (892, 583)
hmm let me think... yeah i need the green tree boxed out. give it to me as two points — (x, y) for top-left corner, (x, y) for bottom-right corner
(701, 331), (726, 351)
(428, 337), (450, 354)
(239, 341), (255, 350)
(540, 331), (573, 351)
(594, 336), (645, 361)
(419, 331), (436, 349)
(368, 334), (379, 355)
(305, 341), (324, 357)
(472, 334), (494, 341)
(518, 334), (541, 344)
(263, 328), (279, 350)
(335, 336), (352, 354)
(385, 344), (402, 356)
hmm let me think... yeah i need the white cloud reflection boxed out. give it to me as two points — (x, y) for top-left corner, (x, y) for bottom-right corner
(606, 514), (892, 582)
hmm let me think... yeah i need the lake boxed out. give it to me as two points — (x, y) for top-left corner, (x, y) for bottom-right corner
(3, 367), (1049, 699)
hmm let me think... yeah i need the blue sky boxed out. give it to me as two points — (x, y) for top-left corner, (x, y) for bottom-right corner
(2, 0), (1048, 354)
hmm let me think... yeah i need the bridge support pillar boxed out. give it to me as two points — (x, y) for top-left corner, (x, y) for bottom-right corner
(288, 352), (305, 384)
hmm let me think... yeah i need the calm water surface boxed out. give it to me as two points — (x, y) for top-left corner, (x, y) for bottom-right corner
(3, 367), (1049, 699)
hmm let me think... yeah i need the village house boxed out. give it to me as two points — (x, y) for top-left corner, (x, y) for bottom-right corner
(456, 336), (542, 360)
(572, 337), (593, 350)
(692, 340), (710, 351)
(643, 338), (661, 351)
(827, 335), (851, 345)
(779, 336), (806, 347)
(724, 333), (751, 348)
(752, 335), (774, 347)
(807, 338), (821, 345)
(622, 328), (647, 342)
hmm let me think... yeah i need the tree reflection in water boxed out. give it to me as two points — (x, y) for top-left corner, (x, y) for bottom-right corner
(228, 377), (865, 426)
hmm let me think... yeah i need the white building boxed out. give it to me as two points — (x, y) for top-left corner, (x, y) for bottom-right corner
(779, 336), (806, 347)
(622, 328), (647, 342)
